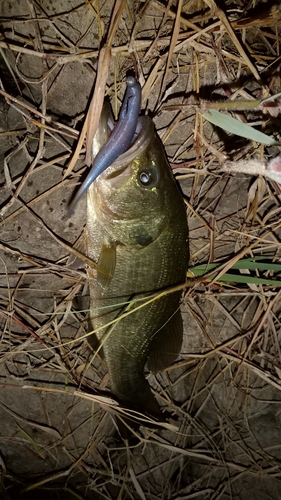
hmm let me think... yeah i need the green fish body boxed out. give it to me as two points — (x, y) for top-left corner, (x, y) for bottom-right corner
(87, 105), (188, 423)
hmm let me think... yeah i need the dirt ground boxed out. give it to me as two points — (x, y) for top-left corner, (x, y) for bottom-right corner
(1, 1), (281, 499)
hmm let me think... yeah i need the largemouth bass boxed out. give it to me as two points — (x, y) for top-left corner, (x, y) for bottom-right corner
(84, 95), (189, 428)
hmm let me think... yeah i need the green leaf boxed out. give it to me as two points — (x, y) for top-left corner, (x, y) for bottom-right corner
(192, 259), (281, 273)
(212, 273), (281, 286)
(202, 109), (279, 146)
(190, 258), (281, 286)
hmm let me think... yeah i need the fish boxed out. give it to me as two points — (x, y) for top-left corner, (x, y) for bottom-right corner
(83, 80), (189, 431)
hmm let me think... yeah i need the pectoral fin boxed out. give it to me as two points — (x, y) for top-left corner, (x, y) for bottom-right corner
(147, 309), (183, 373)
(97, 242), (117, 289)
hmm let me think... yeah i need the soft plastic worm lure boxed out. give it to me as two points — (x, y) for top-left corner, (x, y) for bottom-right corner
(69, 76), (141, 212)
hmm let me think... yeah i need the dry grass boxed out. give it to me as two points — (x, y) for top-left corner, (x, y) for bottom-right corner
(1, 0), (281, 499)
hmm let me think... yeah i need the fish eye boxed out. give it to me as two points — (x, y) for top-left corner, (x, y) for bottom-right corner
(138, 168), (158, 188)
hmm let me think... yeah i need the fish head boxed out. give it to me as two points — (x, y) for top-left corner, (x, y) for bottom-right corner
(88, 114), (178, 247)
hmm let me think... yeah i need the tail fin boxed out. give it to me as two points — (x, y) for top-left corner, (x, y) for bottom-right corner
(112, 377), (165, 439)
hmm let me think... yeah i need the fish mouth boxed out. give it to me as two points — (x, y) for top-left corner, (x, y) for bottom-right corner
(100, 116), (153, 187)
(88, 112), (156, 222)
